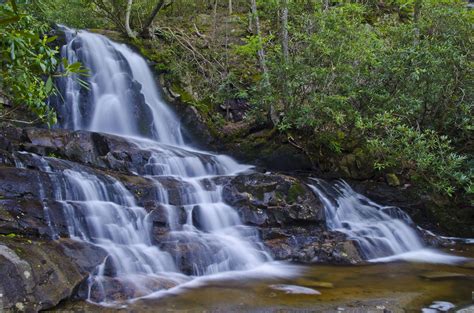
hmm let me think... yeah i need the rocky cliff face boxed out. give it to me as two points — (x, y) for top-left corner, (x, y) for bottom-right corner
(0, 123), (363, 310)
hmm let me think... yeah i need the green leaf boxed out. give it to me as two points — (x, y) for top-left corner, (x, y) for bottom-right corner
(46, 36), (57, 43)
(45, 76), (53, 93)
(39, 62), (47, 72)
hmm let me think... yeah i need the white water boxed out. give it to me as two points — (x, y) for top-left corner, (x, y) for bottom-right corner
(51, 27), (296, 304)
(59, 27), (182, 144)
(308, 179), (468, 264)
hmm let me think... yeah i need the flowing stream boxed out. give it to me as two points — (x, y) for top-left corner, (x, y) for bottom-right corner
(30, 27), (468, 305)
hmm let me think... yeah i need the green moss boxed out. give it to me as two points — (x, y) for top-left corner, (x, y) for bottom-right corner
(386, 173), (400, 186)
(170, 83), (212, 114)
(170, 83), (195, 104)
(287, 182), (305, 203)
(275, 191), (285, 201)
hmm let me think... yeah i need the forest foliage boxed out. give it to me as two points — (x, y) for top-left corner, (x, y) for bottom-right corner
(0, 0), (86, 125)
(1, 0), (472, 201)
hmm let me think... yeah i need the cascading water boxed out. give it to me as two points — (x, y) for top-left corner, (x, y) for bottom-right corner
(47, 27), (290, 304)
(30, 25), (466, 304)
(57, 27), (182, 144)
(308, 179), (467, 264)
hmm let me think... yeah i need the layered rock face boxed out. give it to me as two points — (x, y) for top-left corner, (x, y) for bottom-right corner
(0, 124), (365, 310)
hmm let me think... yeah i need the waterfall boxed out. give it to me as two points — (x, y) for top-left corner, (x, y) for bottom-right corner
(57, 27), (182, 144)
(308, 179), (467, 264)
(41, 27), (304, 304)
(47, 27), (294, 304)
(37, 26), (468, 304)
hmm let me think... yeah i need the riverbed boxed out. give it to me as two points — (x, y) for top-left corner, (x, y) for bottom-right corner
(53, 244), (473, 312)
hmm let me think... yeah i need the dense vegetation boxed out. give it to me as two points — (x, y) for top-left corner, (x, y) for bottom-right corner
(1, 1), (472, 209)
(0, 0), (87, 126)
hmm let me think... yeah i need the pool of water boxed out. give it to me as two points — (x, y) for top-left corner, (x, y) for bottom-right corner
(53, 244), (474, 312)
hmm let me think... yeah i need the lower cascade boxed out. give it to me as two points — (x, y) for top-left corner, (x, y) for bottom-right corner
(17, 150), (277, 303)
(308, 179), (467, 264)
(10, 27), (465, 305)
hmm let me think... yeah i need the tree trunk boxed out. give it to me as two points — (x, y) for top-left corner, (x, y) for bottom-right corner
(281, 0), (289, 110)
(324, 0), (329, 11)
(229, 0), (233, 15)
(414, 0), (422, 45)
(281, 0), (289, 63)
(250, 0), (269, 84)
(250, 0), (278, 126)
(212, 0), (218, 39)
(140, 0), (166, 37)
(124, 0), (135, 38)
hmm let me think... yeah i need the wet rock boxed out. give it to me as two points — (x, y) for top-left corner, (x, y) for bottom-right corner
(148, 203), (188, 238)
(177, 103), (214, 146)
(147, 204), (170, 226)
(0, 237), (106, 312)
(0, 167), (52, 200)
(158, 235), (222, 275)
(0, 198), (68, 238)
(0, 124), (144, 174)
(1, 124), (226, 180)
(120, 174), (197, 207)
(418, 228), (455, 248)
(0, 121), (369, 311)
(262, 226), (363, 264)
(222, 173), (324, 226)
(87, 275), (179, 303)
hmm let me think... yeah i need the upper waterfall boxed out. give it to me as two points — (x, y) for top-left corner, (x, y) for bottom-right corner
(56, 27), (183, 145)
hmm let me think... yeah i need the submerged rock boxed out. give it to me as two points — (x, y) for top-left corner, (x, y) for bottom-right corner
(296, 279), (334, 288)
(419, 272), (473, 281)
(269, 284), (321, 295)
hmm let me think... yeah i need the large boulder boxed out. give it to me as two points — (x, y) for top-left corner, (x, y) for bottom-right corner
(261, 227), (363, 264)
(222, 173), (324, 226)
(0, 237), (106, 312)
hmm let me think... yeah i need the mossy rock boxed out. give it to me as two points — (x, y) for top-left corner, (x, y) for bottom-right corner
(287, 182), (306, 203)
(386, 173), (400, 186)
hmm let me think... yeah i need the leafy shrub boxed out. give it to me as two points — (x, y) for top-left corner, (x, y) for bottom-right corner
(0, 0), (86, 125)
